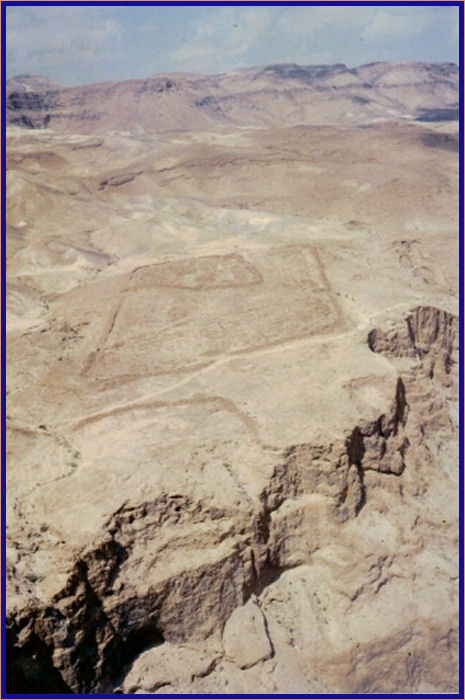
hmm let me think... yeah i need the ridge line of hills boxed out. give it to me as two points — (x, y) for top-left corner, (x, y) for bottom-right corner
(6, 60), (459, 133)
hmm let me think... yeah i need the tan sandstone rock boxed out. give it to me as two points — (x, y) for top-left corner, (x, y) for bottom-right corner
(222, 597), (273, 669)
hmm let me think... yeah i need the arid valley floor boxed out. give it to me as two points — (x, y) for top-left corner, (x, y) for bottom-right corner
(5, 61), (460, 694)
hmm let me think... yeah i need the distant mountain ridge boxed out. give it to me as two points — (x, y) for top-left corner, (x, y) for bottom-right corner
(6, 61), (459, 133)
(6, 74), (63, 93)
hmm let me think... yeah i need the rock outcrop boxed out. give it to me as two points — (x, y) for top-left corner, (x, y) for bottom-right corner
(6, 307), (459, 692)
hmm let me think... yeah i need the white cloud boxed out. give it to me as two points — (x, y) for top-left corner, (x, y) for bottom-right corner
(6, 6), (123, 77)
(276, 5), (372, 38)
(167, 6), (379, 73)
(361, 9), (432, 41)
(170, 43), (216, 66)
(168, 6), (275, 72)
(6, 4), (459, 84)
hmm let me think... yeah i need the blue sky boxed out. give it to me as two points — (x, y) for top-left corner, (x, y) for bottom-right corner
(6, 3), (460, 86)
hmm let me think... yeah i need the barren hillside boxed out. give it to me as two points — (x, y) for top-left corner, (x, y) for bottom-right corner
(5, 62), (460, 694)
(6, 61), (459, 132)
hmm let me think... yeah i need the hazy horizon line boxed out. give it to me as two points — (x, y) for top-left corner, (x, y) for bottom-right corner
(6, 57), (460, 90)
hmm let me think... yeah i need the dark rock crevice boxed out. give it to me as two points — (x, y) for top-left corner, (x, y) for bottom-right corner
(6, 624), (74, 694)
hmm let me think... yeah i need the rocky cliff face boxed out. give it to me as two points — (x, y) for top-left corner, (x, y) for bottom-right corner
(6, 303), (459, 693)
(6, 91), (60, 128)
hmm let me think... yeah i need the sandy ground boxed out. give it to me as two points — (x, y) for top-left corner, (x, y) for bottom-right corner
(5, 116), (459, 693)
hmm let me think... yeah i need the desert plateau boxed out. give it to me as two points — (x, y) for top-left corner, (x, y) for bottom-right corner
(4, 60), (460, 694)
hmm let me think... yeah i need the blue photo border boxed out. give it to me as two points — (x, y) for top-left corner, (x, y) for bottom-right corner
(1, 1), (463, 698)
